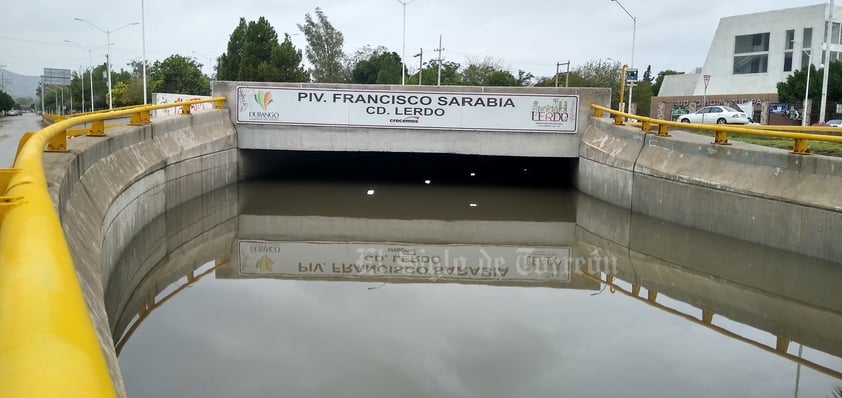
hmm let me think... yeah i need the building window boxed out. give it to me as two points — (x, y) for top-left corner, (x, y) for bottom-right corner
(735, 33), (770, 53)
(784, 29), (795, 72)
(734, 55), (769, 74)
(734, 33), (770, 74)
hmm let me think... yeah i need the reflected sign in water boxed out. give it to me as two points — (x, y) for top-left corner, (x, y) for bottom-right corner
(238, 240), (572, 283)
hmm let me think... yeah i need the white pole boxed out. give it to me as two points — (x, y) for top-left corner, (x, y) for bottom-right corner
(397, 0), (415, 85)
(106, 31), (113, 110)
(611, 0), (636, 113)
(142, 0), (147, 104)
(80, 66), (84, 113)
(820, 0), (834, 123)
(803, 49), (812, 127)
(89, 49), (94, 112)
(436, 34), (443, 86)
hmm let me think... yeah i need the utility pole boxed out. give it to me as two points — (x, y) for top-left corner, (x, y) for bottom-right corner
(414, 48), (423, 85)
(556, 61), (570, 87)
(434, 35), (445, 86)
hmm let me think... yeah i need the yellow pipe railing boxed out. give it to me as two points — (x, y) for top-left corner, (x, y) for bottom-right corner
(0, 97), (225, 398)
(592, 104), (842, 154)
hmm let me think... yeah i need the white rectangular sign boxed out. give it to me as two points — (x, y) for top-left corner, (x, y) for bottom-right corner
(236, 86), (579, 133)
(151, 92), (214, 118)
(238, 240), (572, 282)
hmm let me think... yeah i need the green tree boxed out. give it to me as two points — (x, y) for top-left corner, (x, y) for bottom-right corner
(652, 69), (684, 96)
(148, 55), (209, 96)
(0, 90), (14, 111)
(537, 59), (623, 108)
(217, 18), (308, 82)
(271, 34), (310, 82)
(350, 46), (402, 84)
(776, 63), (824, 104)
(631, 65), (655, 116)
(299, 7), (345, 82)
(217, 18), (247, 81)
(456, 57), (522, 86)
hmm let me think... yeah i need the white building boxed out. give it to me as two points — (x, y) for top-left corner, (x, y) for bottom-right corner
(660, 3), (842, 97)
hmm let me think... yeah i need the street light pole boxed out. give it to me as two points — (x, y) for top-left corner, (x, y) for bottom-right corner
(65, 40), (108, 112)
(819, 0), (835, 124)
(803, 48), (812, 127)
(611, 0), (636, 113)
(397, 0), (416, 85)
(142, 0), (148, 104)
(75, 18), (140, 110)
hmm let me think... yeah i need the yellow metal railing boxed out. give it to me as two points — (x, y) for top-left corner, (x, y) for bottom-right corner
(0, 97), (225, 398)
(592, 104), (842, 154)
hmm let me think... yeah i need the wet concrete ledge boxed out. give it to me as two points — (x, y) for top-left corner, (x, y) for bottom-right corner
(42, 109), (238, 397)
(578, 117), (842, 262)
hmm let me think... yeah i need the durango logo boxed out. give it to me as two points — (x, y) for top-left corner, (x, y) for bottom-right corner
(254, 91), (273, 111)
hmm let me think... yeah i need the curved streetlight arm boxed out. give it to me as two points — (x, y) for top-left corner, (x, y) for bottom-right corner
(74, 17), (106, 34)
(74, 18), (138, 34)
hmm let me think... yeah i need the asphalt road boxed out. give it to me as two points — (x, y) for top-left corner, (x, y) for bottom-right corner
(0, 113), (44, 167)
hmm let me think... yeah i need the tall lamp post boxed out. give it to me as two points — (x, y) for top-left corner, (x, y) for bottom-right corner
(802, 48), (812, 127)
(397, 0), (416, 85)
(141, 0), (148, 104)
(75, 18), (139, 110)
(819, 0), (835, 124)
(611, 0), (636, 113)
(65, 40), (109, 112)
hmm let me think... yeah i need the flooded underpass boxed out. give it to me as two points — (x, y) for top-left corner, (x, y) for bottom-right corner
(110, 152), (842, 397)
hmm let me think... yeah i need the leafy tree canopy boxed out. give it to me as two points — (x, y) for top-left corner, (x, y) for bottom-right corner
(298, 8), (345, 82)
(218, 17), (309, 83)
(351, 46), (402, 84)
(149, 54), (209, 96)
(652, 69), (684, 96)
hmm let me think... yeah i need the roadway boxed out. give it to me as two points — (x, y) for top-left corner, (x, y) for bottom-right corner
(0, 112), (42, 166)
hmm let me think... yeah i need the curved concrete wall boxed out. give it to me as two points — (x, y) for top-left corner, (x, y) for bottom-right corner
(578, 117), (842, 262)
(44, 110), (238, 397)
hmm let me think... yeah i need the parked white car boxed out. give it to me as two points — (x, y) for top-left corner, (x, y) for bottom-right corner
(676, 106), (750, 125)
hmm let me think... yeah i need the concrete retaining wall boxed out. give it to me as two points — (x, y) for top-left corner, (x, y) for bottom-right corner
(578, 117), (842, 262)
(43, 109), (238, 397)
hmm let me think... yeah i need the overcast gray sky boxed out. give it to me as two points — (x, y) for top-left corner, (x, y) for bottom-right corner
(0, 1), (831, 78)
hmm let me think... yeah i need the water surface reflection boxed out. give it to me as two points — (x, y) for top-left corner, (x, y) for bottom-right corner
(114, 180), (842, 398)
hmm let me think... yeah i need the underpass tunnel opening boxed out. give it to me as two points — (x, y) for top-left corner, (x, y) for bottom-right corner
(239, 150), (578, 188)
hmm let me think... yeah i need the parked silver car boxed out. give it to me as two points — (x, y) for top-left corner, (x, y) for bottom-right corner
(677, 106), (750, 125)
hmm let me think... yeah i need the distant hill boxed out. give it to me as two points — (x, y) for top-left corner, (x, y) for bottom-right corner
(1, 68), (41, 102)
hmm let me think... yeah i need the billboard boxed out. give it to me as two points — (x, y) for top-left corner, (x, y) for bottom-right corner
(42, 68), (71, 86)
(236, 86), (579, 133)
(238, 240), (572, 283)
